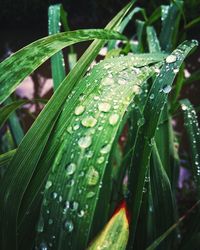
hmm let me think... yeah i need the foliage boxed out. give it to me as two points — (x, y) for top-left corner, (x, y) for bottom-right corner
(0, 1), (200, 250)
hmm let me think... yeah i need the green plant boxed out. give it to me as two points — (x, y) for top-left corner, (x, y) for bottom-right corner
(0, 1), (200, 250)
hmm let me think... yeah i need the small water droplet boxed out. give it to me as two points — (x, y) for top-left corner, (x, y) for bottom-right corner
(109, 114), (119, 126)
(149, 93), (154, 100)
(81, 116), (97, 127)
(45, 180), (52, 190)
(87, 167), (99, 186)
(166, 55), (177, 63)
(97, 156), (105, 164)
(36, 216), (44, 233)
(78, 210), (85, 217)
(86, 191), (95, 199)
(63, 220), (74, 233)
(101, 77), (114, 86)
(65, 163), (76, 175)
(98, 102), (111, 112)
(100, 144), (111, 154)
(38, 241), (48, 250)
(51, 192), (58, 199)
(48, 218), (53, 225)
(74, 105), (85, 115)
(78, 136), (92, 149)
(162, 85), (172, 93)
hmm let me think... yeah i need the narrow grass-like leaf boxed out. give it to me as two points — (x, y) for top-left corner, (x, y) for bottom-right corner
(88, 202), (129, 250)
(0, 29), (125, 104)
(180, 99), (200, 198)
(36, 54), (161, 250)
(159, 2), (183, 52)
(48, 4), (66, 89)
(4, 97), (24, 146)
(0, 100), (27, 129)
(127, 40), (198, 248)
(146, 26), (161, 53)
(146, 200), (200, 250)
(0, 4), (134, 250)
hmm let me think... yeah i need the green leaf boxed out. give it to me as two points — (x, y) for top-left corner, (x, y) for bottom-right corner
(180, 99), (200, 198)
(0, 100), (27, 129)
(0, 3), (134, 250)
(127, 40), (198, 247)
(48, 4), (67, 89)
(87, 202), (129, 250)
(0, 29), (126, 104)
(35, 54), (161, 250)
(146, 26), (161, 53)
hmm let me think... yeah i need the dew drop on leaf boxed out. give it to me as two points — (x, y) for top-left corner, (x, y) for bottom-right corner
(78, 136), (92, 148)
(36, 216), (44, 233)
(149, 93), (154, 100)
(87, 167), (99, 186)
(162, 85), (172, 93)
(63, 220), (74, 233)
(38, 241), (48, 250)
(101, 77), (114, 86)
(109, 114), (119, 126)
(65, 163), (76, 175)
(98, 102), (111, 112)
(97, 156), (105, 164)
(86, 191), (95, 199)
(81, 116), (97, 127)
(51, 192), (58, 199)
(74, 105), (85, 115)
(100, 144), (111, 154)
(78, 210), (85, 217)
(45, 180), (52, 190)
(165, 55), (177, 63)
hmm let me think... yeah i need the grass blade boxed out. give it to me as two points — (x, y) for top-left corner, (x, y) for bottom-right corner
(0, 29), (125, 104)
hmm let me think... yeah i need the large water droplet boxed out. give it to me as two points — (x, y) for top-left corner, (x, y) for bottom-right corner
(78, 136), (92, 148)
(87, 167), (99, 186)
(81, 116), (97, 127)
(100, 144), (111, 154)
(98, 102), (111, 112)
(65, 163), (76, 175)
(166, 55), (176, 63)
(63, 220), (74, 233)
(109, 114), (119, 126)
(74, 105), (85, 115)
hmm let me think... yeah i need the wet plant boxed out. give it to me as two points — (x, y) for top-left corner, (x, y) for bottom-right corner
(0, 1), (200, 250)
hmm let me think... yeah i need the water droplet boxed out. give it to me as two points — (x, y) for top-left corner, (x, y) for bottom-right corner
(101, 77), (114, 86)
(70, 201), (79, 211)
(97, 156), (105, 164)
(65, 163), (76, 175)
(63, 220), (74, 233)
(45, 180), (52, 190)
(81, 116), (97, 127)
(166, 55), (177, 63)
(86, 191), (95, 199)
(67, 126), (73, 134)
(78, 136), (92, 148)
(87, 167), (99, 186)
(149, 93), (154, 100)
(162, 85), (172, 93)
(48, 219), (53, 225)
(51, 192), (58, 199)
(100, 144), (111, 154)
(78, 210), (85, 217)
(181, 104), (187, 110)
(98, 102), (111, 112)
(38, 241), (48, 250)
(74, 105), (85, 115)
(109, 114), (119, 126)
(36, 216), (44, 233)
(86, 150), (94, 158)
